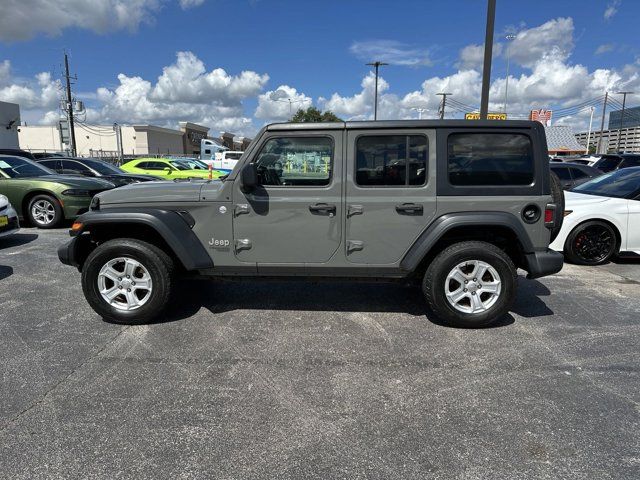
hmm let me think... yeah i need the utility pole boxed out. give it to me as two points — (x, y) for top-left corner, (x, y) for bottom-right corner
(615, 91), (634, 151)
(503, 34), (516, 114)
(585, 106), (595, 154)
(63, 52), (77, 156)
(436, 93), (452, 119)
(479, 0), (496, 119)
(597, 92), (608, 154)
(366, 61), (388, 120)
(113, 123), (124, 165)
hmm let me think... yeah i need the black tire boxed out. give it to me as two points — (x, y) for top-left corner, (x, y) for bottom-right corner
(27, 194), (63, 229)
(564, 220), (618, 266)
(81, 239), (174, 324)
(423, 241), (518, 328)
(549, 172), (565, 243)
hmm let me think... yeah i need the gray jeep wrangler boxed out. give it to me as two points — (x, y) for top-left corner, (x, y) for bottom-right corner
(59, 120), (564, 328)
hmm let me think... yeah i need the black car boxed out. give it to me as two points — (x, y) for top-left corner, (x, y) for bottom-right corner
(592, 153), (640, 173)
(0, 149), (36, 160)
(36, 157), (160, 187)
(550, 162), (603, 190)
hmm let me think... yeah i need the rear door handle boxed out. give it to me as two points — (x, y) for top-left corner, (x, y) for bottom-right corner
(309, 203), (336, 216)
(395, 203), (423, 214)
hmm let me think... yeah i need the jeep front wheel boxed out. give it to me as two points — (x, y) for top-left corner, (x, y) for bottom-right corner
(81, 239), (174, 324)
(423, 241), (517, 328)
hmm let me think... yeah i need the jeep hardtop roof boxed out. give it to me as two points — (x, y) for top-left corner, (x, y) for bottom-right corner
(266, 119), (543, 131)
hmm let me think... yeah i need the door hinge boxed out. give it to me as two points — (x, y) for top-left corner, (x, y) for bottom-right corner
(234, 204), (250, 216)
(347, 240), (364, 254)
(347, 204), (363, 217)
(235, 238), (252, 252)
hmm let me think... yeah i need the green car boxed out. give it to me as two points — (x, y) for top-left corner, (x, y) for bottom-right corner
(0, 154), (115, 228)
(120, 157), (225, 179)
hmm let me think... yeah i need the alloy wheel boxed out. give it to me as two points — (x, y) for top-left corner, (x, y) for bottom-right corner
(572, 224), (615, 263)
(444, 260), (502, 314)
(97, 257), (153, 311)
(31, 199), (56, 225)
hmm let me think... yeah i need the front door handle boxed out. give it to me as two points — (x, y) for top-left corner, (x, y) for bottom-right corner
(395, 203), (423, 214)
(309, 203), (336, 217)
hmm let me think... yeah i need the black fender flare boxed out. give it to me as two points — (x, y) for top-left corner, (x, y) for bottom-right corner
(63, 208), (213, 271)
(400, 212), (534, 272)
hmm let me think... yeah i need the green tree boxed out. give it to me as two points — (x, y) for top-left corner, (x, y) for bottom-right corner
(291, 107), (343, 123)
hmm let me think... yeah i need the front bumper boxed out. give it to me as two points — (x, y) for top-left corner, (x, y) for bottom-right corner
(0, 206), (20, 238)
(523, 249), (564, 279)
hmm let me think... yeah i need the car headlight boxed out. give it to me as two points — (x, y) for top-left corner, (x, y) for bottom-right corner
(62, 189), (91, 197)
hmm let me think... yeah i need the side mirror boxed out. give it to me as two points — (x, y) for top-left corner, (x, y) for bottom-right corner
(240, 163), (259, 192)
(164, 167), (172, 174)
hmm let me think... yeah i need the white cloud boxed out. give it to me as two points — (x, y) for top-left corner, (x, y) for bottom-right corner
(349, 40), (432, 67)
(507, 17), (574, 68)
(456, 43), (503, 70)
(0, 0), (182, 41)
(179, 0), (205, 8)
(604, 0), (621, 21)
(255, 85), (313, 121)
(318, 72), (390, 120)
(595, 43), (615, 55)
(0, 63), (61, 110)
(150, 51), (268, 105)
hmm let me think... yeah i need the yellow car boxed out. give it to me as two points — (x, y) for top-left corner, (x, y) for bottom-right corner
(120, 158), (225, 179)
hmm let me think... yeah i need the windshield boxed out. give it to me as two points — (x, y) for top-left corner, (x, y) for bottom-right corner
(169, 161), (191, 171)
(225, 152), (243, 160)
(81, 159), (123, 175)
(572, 168), (640, 199)
(0, 156), (55, 178)
(595, 156), (621, 172)
(174, 159), (208, 170)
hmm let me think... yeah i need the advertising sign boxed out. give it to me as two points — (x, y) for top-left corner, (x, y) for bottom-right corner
(465, 112), (507, 120)
(530, 109), (552, 126)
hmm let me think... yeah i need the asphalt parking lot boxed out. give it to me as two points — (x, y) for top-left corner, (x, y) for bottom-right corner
(1, 228), (639, 479)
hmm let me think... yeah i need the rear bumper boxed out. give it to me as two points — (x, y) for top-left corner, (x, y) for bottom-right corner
(523, 249), (564, 279)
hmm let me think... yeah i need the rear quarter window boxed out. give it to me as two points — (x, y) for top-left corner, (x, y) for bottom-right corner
(447, 133), (534, 186)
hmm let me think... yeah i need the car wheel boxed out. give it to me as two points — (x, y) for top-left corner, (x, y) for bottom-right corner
(564, 221), (618, 266)
(27, 194), (63, 229)
(423, 241), (517, 328)
(81, 239), (174, 324)
(549, 172), (565, 243)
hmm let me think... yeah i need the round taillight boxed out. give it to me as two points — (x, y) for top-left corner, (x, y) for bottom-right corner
(522, 204), (541, 224)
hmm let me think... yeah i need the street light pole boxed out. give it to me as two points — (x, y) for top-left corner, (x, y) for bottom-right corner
(503, 34), (516, 114)
(411, 107), (427, 119)
(585, 106), (595, 154)
(366, 61), (388, 120)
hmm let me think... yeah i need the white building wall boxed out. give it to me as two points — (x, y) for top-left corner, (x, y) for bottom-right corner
(0, 101), (20, 148)
(18, 125), (61, 152)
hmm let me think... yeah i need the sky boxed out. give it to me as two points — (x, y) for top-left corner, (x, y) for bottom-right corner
(1, 0), (639, 136)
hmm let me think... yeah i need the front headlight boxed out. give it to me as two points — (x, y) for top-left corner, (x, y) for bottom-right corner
(62, 189), (91, 197)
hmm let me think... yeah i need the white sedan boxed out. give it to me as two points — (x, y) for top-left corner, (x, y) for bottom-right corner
(550, 167), (640, 265)
(0, 194), (20, 238)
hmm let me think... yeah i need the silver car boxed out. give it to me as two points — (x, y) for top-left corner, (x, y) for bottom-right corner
(0, 194), (19, 238)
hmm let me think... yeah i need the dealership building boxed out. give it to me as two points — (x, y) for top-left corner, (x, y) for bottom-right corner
(17, 120), (252, 158)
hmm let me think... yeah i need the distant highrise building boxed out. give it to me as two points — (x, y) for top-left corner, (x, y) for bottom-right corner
(608, 106), (640, 130)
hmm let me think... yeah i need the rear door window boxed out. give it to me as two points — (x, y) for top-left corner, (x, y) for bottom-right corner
(553, 166), (571, 180)
(355, 135), (427, 187)
(568, 167), (589, 179)
(447, 133), (534, 186)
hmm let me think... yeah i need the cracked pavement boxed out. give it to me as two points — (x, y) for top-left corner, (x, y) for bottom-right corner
(1, 229), (639, 479)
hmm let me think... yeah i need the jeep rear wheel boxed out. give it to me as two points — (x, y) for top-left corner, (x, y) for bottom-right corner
(81, 239), (174, 324)
(423, 241), (517, 328)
